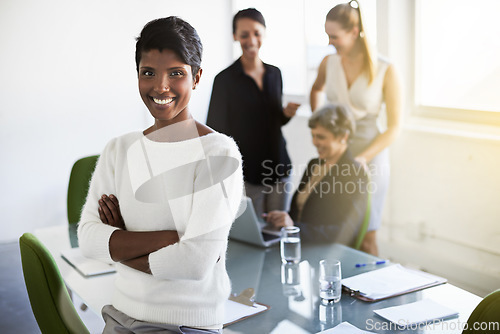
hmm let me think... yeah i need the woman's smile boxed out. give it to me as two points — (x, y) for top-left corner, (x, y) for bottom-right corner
(151, 96), (175, 105)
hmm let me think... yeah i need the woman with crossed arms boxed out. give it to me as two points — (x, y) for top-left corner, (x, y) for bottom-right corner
(78, 17), (243, 333)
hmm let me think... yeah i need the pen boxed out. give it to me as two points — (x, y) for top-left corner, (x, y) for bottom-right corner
(355, 260), (386, 268)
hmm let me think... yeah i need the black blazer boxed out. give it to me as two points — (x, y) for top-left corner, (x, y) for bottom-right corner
(206, 58), (291, 185)
(289, 150), (369, 245)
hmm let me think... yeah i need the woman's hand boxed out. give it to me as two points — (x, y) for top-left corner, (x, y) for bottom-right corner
(264, 210), (294, 229)
(354, 156), (369, 173)
(98, 194), (126, 230)
(283, 102), (301, 118)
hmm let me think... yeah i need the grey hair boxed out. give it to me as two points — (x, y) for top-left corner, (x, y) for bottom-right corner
(308, 104), (355, 137)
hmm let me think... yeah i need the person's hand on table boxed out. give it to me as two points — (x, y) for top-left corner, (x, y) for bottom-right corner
(98, 194), (126, 230)
(263, 210), (294, 229)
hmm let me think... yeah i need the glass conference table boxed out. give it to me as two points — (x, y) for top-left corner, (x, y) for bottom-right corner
(35, 224), (481, 334)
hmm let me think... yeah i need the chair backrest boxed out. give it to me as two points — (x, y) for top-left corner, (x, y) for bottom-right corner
(67, 155), (99, 225)
(463, 289), (500, 333)
(19, 233), (89, 334)
(353, 187), (371, 250)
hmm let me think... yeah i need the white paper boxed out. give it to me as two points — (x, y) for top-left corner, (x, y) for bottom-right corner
(341, 264), (446, 300)
(270, 319), (311, 334)
(316, 321), (375, 333)
(61, 248), (115, 277)
(373, 299), (458, 327)
(224, 299), (268, 325)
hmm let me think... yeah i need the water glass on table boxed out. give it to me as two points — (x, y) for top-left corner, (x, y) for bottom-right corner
(319, 259), (342, 303)
(281, 262), (301, 297)
(280, 226), (301, 264)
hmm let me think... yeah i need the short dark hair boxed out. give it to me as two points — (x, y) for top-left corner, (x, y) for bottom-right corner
(232, 8), (266, 34)
(135, 16), (202, 77)
(308, 104), (355, 138)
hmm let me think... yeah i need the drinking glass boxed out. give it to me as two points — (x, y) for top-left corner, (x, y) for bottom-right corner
(281, 262), (301, 297)
(319, 259), (342, 303)
(319, 301), (342, 331)
(280, 226), (301, 264)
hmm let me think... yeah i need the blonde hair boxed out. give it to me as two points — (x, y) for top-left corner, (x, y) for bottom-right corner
(326, 0), (376, 84)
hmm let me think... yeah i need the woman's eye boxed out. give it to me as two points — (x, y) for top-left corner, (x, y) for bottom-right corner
(170, 70), (184, 77)
(142, 70), (154, 77)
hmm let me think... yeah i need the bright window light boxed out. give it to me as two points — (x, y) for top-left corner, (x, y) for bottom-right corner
(418, 0), (500, 113)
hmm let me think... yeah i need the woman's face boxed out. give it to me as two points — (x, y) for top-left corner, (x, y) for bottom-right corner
(325, 20), (358, 56)
(138, 49), (201, 128)
(311, 125), (346, 162)
(233, 18), (265, 60)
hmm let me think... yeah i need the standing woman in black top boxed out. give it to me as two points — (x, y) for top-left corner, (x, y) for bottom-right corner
(207, 8), (300, 218)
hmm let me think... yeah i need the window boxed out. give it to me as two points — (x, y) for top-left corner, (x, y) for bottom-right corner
(415, 0), (500, 123)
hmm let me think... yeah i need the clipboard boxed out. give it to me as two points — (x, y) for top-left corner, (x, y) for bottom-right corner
(342, 264), (447, 302)
(224, 288), (270, 327)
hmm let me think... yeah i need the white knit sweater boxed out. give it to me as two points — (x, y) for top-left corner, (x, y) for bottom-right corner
(78, 130), (243, 327)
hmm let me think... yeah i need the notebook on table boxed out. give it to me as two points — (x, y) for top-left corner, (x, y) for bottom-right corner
(61, 247), (116, 277)
(229, 197), (281, 247)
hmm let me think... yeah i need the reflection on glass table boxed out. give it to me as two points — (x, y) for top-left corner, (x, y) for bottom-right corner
(225, 241), (481, 334)
(34, 225), (481, 334)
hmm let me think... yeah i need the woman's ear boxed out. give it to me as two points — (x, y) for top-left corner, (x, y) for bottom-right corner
(351, 26), (360, 40)
(193, 68), (203, 90)
(340, 132), (349, 144)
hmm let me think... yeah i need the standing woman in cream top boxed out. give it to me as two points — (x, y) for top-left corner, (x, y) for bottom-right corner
(310, 0), (402, 255)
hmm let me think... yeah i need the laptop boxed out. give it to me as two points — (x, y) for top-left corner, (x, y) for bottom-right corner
(229, 197), (282, 247)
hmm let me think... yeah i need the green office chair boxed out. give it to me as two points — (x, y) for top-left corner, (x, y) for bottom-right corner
(19, 233), (90, 334)
(353, 189), (371, 250)
(67, 155), (99, 225)
(463, 289), (500, 334)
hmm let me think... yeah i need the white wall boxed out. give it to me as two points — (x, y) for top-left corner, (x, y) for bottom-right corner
(0, 0), (233, 242)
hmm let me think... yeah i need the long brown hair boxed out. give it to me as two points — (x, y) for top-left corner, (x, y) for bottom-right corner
(326, 0), (376, 84)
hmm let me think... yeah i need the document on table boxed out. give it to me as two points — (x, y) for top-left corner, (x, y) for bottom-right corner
(271, 319), (311, 334)
(61, 247), (116, 277)
(223, 299), (269, 327)
(373, 299), (458, 327)
(316, 321), (375, 333)
(342, 264), (446, 301)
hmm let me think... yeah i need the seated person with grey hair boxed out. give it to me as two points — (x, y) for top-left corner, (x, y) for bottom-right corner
(264, 104), (369, 245)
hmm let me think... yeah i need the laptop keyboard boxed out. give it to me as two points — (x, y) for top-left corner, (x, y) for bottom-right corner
(262, 232), (281, 242)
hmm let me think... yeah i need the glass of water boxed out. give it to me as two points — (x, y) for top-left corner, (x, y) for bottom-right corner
(280, 226), (301, 264)
(281, 262), (301, 297)
(319, 259), (342, 303)
(319, 301), (342, 331)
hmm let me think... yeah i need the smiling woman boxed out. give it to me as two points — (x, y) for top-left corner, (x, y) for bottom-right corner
(138, 49), (201, 130)
(207, 8), (300, 220)
(264, 103), (369, 246)
(77, 16), (244, 333)
(309, 0), (402, 256)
